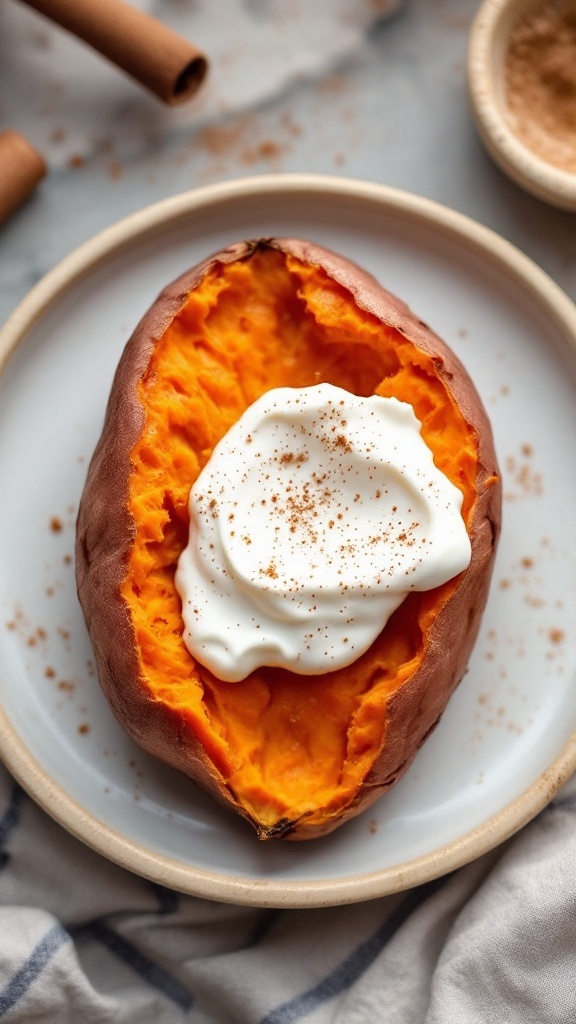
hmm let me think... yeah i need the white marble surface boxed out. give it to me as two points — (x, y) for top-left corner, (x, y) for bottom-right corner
(0, 0), (575, 330)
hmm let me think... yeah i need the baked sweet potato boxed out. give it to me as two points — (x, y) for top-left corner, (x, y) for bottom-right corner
(76, 238), (501, 841)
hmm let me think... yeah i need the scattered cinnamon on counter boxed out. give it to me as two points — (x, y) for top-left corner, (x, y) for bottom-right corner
(67, 154), (86, 170)
(504, 0), (576, 173)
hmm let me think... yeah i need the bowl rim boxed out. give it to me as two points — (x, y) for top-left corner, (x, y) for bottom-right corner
(467, 0), (576, 211)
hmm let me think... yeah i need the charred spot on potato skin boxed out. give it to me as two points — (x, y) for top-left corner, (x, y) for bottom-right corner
(79, 531), (91, 570)
(256, 817), (297, 841)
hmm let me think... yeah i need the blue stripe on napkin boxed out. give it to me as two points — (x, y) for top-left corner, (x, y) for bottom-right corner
(0, 782), (25, 871)
(261, 876), (447, 1024)
(0, 922), (69, 1017)
(78, 920), (194, 1011)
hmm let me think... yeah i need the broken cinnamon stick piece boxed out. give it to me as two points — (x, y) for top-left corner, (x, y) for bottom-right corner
(21, 0), (208, 105)
(0, 130), (47, 226)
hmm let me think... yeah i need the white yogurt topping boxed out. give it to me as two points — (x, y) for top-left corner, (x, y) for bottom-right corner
(175, 383), (471, 682)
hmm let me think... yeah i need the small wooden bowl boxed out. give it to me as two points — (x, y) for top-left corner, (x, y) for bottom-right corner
(467, 0), (576, 212)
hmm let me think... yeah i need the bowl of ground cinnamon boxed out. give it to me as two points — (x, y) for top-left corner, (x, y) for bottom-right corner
(468, 0), (576, 211)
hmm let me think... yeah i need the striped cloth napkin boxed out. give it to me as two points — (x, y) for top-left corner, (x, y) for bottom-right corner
(0, 761), (574, 1023)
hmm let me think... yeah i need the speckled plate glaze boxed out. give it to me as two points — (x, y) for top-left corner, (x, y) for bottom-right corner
(0, 174), (575, 908)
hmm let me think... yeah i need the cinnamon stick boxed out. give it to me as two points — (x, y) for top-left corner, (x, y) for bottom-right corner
(21, 0), (208, 105)
(0, 130), (47, 225)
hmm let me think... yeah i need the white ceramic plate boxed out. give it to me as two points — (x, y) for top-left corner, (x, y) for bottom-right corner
(1, 174), (575, 908)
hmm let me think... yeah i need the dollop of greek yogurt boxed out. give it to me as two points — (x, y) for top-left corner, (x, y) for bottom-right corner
(175, 383), (471, 682)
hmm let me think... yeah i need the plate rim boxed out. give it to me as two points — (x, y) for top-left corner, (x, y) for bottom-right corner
(1, 171), (576, 908)
(2, 701), (576, 908)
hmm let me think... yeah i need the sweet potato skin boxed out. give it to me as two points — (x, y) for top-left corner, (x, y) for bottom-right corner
(76, 238), (501, 839)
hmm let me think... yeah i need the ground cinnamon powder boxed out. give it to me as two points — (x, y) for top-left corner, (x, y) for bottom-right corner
(504, 0), (576, 173)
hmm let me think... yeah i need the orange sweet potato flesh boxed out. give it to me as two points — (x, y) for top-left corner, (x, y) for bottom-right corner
(76, 238), (501, 840)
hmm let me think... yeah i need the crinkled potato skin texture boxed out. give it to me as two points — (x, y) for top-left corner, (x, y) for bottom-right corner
(76, 238), (501, 841)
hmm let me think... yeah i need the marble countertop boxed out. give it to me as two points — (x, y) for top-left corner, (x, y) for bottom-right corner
(0, 0), (575, 326)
